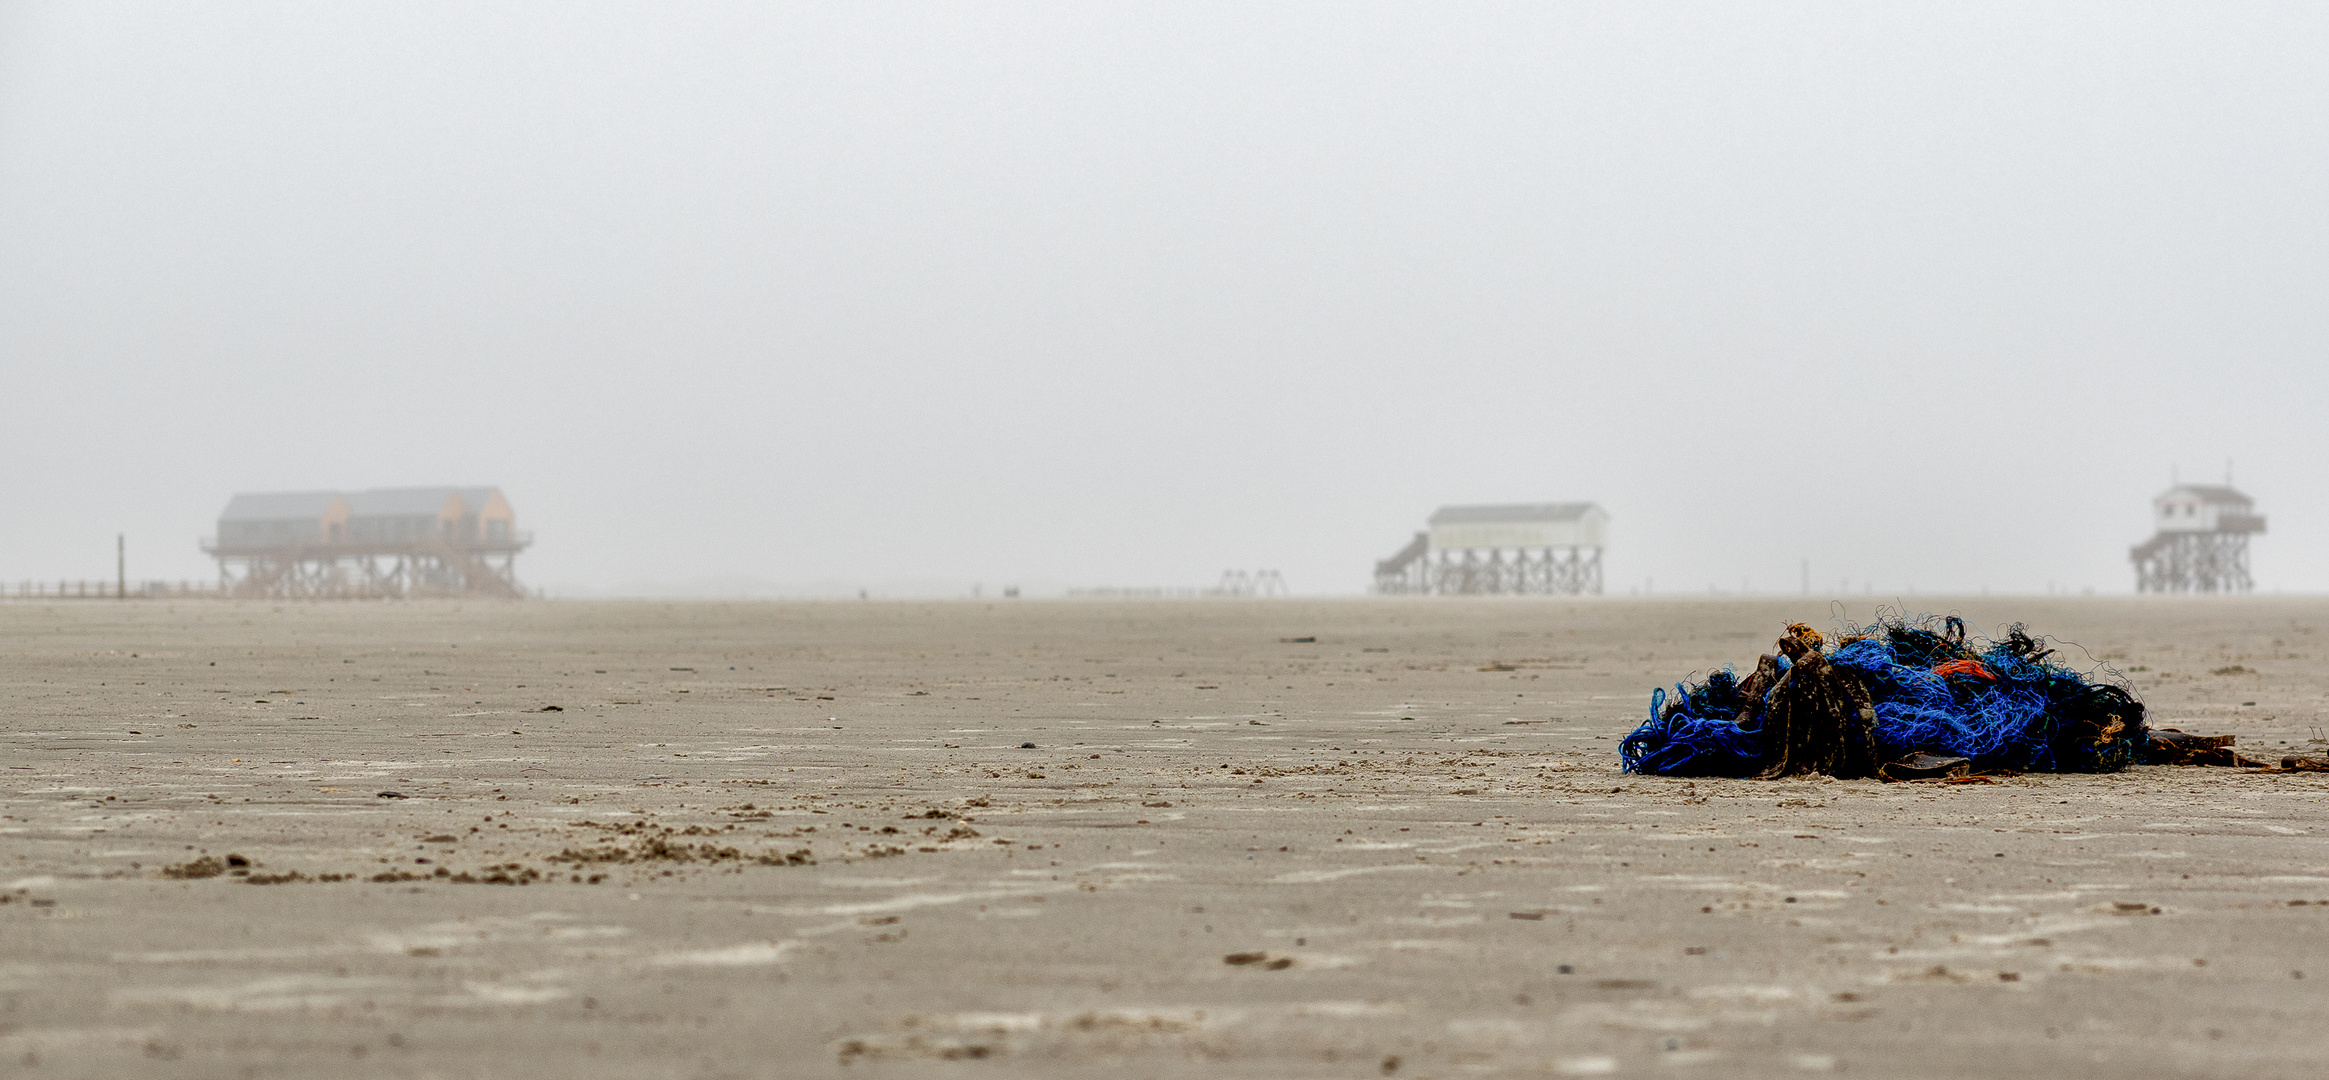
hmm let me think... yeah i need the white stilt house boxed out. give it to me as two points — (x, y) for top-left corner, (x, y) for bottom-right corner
(2130, 484), (2265, 594)
(1374, 502), (1607, 595)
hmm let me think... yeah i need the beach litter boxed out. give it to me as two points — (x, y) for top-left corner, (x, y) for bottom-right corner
(1621, 615), (2254, 780)
(2147, 729), (2266, 767)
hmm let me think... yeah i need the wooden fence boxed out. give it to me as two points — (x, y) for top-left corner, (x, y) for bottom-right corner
(3, 580), (225, 599)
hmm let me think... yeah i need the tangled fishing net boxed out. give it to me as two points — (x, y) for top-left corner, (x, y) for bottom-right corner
(1621, 615), (2158, 780)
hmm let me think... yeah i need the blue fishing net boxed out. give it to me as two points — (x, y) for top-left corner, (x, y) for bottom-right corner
(1622, 616), (2145, 777)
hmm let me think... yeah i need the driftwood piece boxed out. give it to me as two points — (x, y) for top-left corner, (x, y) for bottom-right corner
(2147, 728), (2266, 768)
(1878, 752), (1973, 782)
(1753, 650), (1879, 780)
(1731, 653), (1785, 734)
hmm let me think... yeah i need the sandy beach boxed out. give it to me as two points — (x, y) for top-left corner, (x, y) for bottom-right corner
(5, 596), (2327, 1078)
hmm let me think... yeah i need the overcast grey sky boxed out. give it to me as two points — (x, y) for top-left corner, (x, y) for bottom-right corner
(3, 3), (2323, 596)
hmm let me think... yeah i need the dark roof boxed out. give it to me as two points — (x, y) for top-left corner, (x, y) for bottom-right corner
(220, 486), (511, 522)
(2159, 484), (2253, 507)
(344, 487), (467, 518)
(1429, 502), (1602, 525)
(219, 491), (342, 522)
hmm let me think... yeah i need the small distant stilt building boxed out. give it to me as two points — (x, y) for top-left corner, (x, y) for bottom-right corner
(203, 487), (531, 599)
(2129, 483), (2265, 594)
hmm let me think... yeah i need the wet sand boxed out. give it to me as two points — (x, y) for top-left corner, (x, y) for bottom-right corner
(4, 596), (2327, 1078)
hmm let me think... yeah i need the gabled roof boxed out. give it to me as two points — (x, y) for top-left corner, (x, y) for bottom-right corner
(1429, 502), (1603, 525)
(220, 487), (514, 523)
(2157, 484), (2253, 508)
(344, 487), (465, 518)
(219, 491), (343, 522)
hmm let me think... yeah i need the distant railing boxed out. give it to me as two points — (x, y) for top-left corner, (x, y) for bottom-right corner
(202, 530), (533, 554)
(1066, 586), (1208, 599)
(3, 579), (227, 599)
(1066, 573), (1291, 599)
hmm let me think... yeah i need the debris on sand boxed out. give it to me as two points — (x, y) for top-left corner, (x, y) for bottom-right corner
(836, 1037), (998, 1063)
(160, 854), (350, 884)
(2148, 729), (2267, 768)
(161, 856), (228, 879)
(1622, 616), (2157, 779)
(243, 871), (352, 884)
(370, 864), (546, 885)
(1223, 952), (1295, 970)
(547, 825), (813, 867)
(1875, 752), (1973, 782)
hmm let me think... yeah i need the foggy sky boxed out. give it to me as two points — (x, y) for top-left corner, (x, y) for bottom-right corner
(4, 3), (2325, 597)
